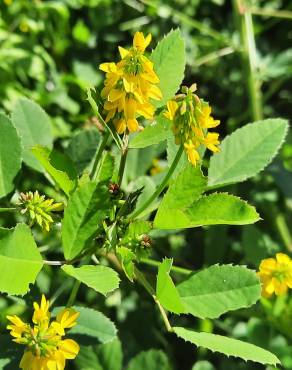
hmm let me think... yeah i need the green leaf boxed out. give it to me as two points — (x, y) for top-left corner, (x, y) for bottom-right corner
(32, 145), (78, 196)
(174, 327), (280, 366)
(0, 224), (43, 295)
(0, 114), (22, 198)
(66, 129), (100, 174)
(155, 193), (260, 229)
(154, 165), (206, 229)
(124, 220), (152, 241)
(55, 306), (117, 344)
(75, 339), (123, 370)
(61, 264), (120, 295)
(156, 258), (185, 314)
(116, 246), (135, 281)
(151, 29), (186, 107)
(11, 98), (53, 171)
(177, 265), (261, 319)
(127, 350), (172, 370)
(62, 182), (110, 260)
(129, 116), (172, 149)
(208, 119), (289, 188)
(96, 152), (115, 183)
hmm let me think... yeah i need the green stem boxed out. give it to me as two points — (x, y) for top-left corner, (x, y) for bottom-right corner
(249, 6), (292, 20)
(66, 280), (81, 307)
(275, 214), (292, 252)
(130, 145), (184, 219)
(141, 258), (191, 275)
(194, 46), (235, 68)
(87, 88), (122, 149)
(233, 0), (263, 121)
(135, 267), (173, 332)
(0, 207), (17, 213)
(90, 132), (110, 180)
(117, 135), (129, 186)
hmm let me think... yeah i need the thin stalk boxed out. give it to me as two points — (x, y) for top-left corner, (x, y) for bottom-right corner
(233, 0), (263, 121)
(43, 260), (65, 266)
(194, 46), (235, 68)
(0, 207), (17, 213)
(130, 145), (184, 219)
(66, 281), (81, 307)
(249, 6), (292, 20)
(275, 214), (292, 252)
(141, 257), (191, 275)
(90, 132), (110, 180)
(135, 267), (173, 332)
(117, 134), (129, 186)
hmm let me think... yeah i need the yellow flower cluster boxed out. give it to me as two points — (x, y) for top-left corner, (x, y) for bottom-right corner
(164, 84), (220, 166)
(7, 295), (79, 370)
(99, 32), (162, 134)
(258, 253), (292, 297)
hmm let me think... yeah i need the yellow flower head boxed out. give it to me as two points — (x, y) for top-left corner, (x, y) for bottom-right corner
(164, 84), (221, 166)
(258, 253), (292, 297)
(7, 295), (80, 370)
(99, 31), (162, 134)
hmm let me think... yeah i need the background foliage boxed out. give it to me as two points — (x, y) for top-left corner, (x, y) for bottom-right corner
(0, 0), (292, 369)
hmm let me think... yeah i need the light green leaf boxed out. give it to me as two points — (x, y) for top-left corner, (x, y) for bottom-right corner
(156, 258), (185, 314)
(55, 306), (117, 344)
(154, 165), (206, 229)
(151, 29), (186, 107)
(177, 265), (261, 319)
(174, 327), (280, 366)
(127, 350), (172, 370)
(155, 193), (260, 229)
(62, 182), (110, 260)
(61, 264), (120, 295)
(66, 129), (100, 174)
(124, 220), (152, 241)
(0, 224), (43, 295)
(0, 114), (22, 198)
(32, 145), (78, 196)
(116, 246), (135, 281)
(11, 98), (53, 171)
(208, 119), (289, 188)
(129, 116), (172, 149)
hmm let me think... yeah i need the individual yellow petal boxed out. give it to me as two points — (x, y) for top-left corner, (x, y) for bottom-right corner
(276, 253), (291, 265)
(118, 46), (129, 59)
(133, 32), (151, 52)
(99, 62), (117, 73)
(127, 118), (139, 132)
(204, 132), (220, 152)
(259, 258), (277, 274)
(166, 100), (179, 121)
(136, 102), (154, 120)
(20, 351), (35, 370)
(114, 118), (126, 134)
(108, 88), (124, 102)
(124, 98), (137, 120)
(59, 339), (80, 360)
(148, 85), (162, 100)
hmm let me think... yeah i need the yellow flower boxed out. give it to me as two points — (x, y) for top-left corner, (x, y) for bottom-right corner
(164, 85), (220, 166)
(7, 295), (80, 370)
(99, 31), (162, 134)
(258, 253), (292, 297)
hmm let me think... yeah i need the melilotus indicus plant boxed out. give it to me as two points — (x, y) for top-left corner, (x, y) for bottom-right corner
(0, 30), (289, 369)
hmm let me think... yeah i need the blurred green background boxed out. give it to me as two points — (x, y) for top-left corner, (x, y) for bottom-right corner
(1, 0), (292, 369)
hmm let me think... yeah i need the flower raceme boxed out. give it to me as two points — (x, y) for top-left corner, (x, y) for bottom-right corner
(7, 295), (79, 370)
(258, 253), (292, 297)
(164, 84), (220, 166)
(99, 31), (162, 134)
(19, 191), (63, 232)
